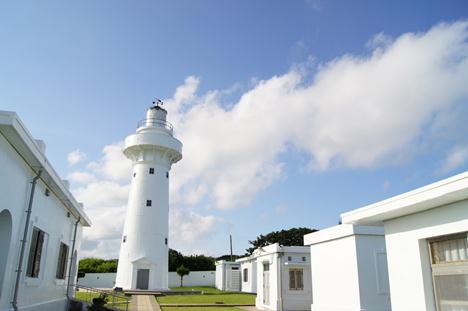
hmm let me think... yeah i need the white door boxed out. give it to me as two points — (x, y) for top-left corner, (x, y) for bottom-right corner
(228, 269), (241, 291)
(263, 263), (270, 305)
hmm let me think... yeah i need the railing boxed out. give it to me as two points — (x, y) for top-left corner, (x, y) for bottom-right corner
(73, 284), (130, 311)
(137, 118), (173, 133)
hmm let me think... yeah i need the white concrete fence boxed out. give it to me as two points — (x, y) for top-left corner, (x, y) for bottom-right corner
(77, 271), (215, 289)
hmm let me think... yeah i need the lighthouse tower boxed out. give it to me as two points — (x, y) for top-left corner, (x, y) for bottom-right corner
(115, 102), (182, 290)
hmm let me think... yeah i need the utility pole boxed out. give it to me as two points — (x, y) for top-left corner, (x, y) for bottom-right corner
(230, 234), (233, 262)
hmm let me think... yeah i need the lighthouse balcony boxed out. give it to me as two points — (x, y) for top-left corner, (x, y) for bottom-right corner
(137, 118), (173, 134)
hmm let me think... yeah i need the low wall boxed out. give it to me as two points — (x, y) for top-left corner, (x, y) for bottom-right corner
(169, 271), (215, 287)
(77, 271), (215, 289)
(78, 273), (117, 288)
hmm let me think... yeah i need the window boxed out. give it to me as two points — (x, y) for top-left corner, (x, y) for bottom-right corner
(146, 200), (152, 207)
(289, 268), (304, 290)
(26, 227), (45, 278)
(56, 242), (69, 279)
(133, 172), (136, 177)
(243, 268), (248, 282)
(302, 256), (306, 262)
(165, 238), (168, 245)
(123, 235), (127, 243)
(149, 168), (154, 174)
(166, 172), (169, 178)
(232, 267), (239, 270)
(288, 256), (292, 261)
(429, 232), (468, 311)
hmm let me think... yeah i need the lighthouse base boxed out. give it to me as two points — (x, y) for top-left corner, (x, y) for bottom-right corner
(115, 257), (168, 291)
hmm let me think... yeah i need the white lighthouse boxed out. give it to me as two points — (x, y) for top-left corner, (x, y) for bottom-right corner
(115, 102), (182, 290)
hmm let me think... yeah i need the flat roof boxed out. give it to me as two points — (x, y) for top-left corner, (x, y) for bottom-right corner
(341, 171), (468, 225)
(304, 224), (384, 246)
(0, 111), (91, 226)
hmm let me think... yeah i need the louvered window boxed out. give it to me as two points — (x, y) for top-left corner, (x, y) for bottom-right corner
(429, 232), (468, 311)
(26, 227), (45, 278)
(56, 242), (69, 279)
(289, 268), (304, 290)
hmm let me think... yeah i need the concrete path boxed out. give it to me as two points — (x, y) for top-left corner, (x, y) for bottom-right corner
(129, 295), (161, 311)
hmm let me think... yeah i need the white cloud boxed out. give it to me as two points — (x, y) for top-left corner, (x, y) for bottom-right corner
(68, 171), (96, 184)
(67, 149), (87, 165)
(166, 21), (468, 209)
(440, 145), (468, 174)
(72, 21), (468, 257)
(87, 142), (133, 182)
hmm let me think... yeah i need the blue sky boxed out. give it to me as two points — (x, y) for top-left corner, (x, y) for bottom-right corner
(1, 1), (467, 258)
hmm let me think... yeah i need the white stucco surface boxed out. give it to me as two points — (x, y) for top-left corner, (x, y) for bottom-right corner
(341, 171), (468, 311)
(78, 271), (216, 288)
(115, 106), (182, 291)
(236, 256), (257, 293)
(0, 111), (90, 311)
(215, 261), (241, 291)
(248, 244), (312, 311)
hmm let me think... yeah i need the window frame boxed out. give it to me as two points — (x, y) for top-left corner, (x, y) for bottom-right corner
(428, 232), (468, 311)
(289, 268), (304, 291)
(26, 227), (46, 278)
(56, 242), (69, 279)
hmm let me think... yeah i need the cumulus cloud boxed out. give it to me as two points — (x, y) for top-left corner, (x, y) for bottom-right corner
(67, 149), (86, 165)
(72, 21), (468, 257)
(440, 145), (468, 174)
(166, 21), (468, 209)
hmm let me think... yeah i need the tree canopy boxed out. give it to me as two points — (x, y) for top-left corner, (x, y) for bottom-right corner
(169, 249), (216, 271)
(78, 258), (118, 273)
(176, 265), (190, 287)
(246, 227), (318, 254)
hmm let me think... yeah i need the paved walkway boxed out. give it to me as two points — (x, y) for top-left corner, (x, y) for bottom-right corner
(129, 295), (161, 311)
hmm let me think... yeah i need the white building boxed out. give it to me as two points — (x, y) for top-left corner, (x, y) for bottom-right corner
(341, 171), (468, 311)
(215, 261), (241, 292)
(236, 255), (257, 293)
(254, 244), (312, 311)
(304, 224), (391, 311)
(0, 111), (91, 311)
(115, 103), (182, 291)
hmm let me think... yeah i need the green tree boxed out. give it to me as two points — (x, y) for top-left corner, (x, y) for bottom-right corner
(216, 254), (241, 261)
(246, 227), (318, 254)
(168, 249), (184, 272)
(78, 258), (118, 273)
(176, 265), (190, 287)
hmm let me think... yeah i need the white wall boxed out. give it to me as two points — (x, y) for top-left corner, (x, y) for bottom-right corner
(78, 271), (215, 289)
(255, 246), (312, 311)
(305, 225), (390, 311)
(239, 260), (257, 293)
(0, 132), (84, 311)
(384, 199), (468, 311)
(215, 261), (241, 291)
(169, 271), (215, 287)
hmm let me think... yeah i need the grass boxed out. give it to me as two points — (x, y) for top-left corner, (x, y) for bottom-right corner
(74, 290), (130, 310)
(162, 308), (244, 311)
(157, 286), (255, 305)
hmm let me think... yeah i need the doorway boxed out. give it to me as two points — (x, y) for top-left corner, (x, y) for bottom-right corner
(0, 210), (12, 297)
(136, 269), (149, 290)
(263, 263), (270, 305)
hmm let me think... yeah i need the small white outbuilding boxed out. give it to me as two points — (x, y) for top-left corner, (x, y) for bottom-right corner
(215, 260), (241, 291)
(254, 243), (312, 311)
(341, 171), (468, 311)
(236, 255), (257, 293)
(304, 224), (391, 311)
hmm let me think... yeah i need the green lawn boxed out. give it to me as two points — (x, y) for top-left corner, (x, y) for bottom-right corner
(157, 286), (255, 305)
(162, 308), (244, 311)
